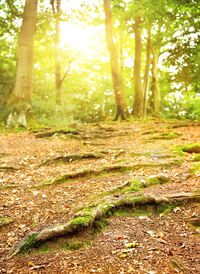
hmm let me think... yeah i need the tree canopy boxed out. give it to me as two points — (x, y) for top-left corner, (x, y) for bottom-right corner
(0, 0), (200, 126)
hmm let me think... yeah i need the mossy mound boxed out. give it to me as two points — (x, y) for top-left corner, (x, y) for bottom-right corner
(151, 132), (181, 140)
(192, 154), (200, 161)
(189, 164), (200, 174)
(182, 143), (200, 153)
(0, 216), (14, 227)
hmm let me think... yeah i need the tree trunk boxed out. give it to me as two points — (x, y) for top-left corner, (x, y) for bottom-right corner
(53, 0), (63, 106)
(119, 29), (124, 80)
(151, 47), (160, 117)
(132, 15), (143, 117)
(143, 28), (151, 118)
(7, 0), (38, 127)
(103, 0), (127, 120)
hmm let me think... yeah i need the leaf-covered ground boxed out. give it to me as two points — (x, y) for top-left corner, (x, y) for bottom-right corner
(0, 120), (199, 273)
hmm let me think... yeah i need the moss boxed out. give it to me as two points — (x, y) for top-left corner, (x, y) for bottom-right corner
(182, 143), (200, 153)
(0, 216), (14, 227)
(189, 164), (200, 174)
(20, 233), (39, 254)
(93, 219), (109, 233)
(131, 195), (147, 206)
(146, 176), (169, 187)
(151, 132), (181, 140)
(156, 202), (180, 215)
(62, 241), (85, 251)
(38, 245), (52, 254)
(69, 215), (94, 229)
(113, 208), (134, 217)
(193, 154), (200, 161)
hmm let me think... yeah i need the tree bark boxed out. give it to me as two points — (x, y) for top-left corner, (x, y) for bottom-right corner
(103, 0), (127, 120)
(151, 46), (160, 117)
(7, 0), (38, 127)
(143, 28), (151, 118)
(132, 15), (143, 117)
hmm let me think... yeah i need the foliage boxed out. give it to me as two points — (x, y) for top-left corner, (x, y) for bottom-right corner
(0, 0), (199, 124)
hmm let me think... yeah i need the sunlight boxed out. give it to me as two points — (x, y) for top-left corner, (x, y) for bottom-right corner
(60, 22), (94, 53)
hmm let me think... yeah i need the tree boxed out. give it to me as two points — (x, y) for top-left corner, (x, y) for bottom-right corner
(103, 0), (127, 120)
(132, 13), (143, 117)
(7, 0), (38, 127)
(151, 46), (160, 116)
(143, 27), (151, 118)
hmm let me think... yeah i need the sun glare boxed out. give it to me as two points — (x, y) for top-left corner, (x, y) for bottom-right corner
(60, 22), (94, 53)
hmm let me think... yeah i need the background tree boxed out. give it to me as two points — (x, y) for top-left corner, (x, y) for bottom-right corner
(7, 0), (38, 127)
(132, 13), (143, 117)
(103, 0), (127, 120)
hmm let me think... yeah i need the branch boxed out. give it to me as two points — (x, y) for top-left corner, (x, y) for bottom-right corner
(60, 58), (74, 85)
(50, 0), (55, 14)
(6, 0), (23, 18)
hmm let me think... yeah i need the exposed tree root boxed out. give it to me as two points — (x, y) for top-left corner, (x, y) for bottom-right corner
(150, 132), (181, 140)
(0, 166), (18, 171)
(34, 160), (181, 188)
(35, 128), (79, 138)
(40, 152), (105, 166)
(10, 190), (200, 257)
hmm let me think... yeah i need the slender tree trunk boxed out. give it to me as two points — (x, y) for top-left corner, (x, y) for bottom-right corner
(103, 0), (127, 120)
(119, 29), (124, 79)
(54, 0), (63, 106)
(7, 0), (38, 128)
(151, 46), (160, 117)
(132, 15), (143, 117)
(143, 28), (151, 118)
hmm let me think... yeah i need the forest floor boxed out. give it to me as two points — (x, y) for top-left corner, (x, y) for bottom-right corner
(0, 119), (200, 274)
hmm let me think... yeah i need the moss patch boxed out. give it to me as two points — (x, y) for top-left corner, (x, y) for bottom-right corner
(99, 176), (169, 197)
(151, 132), (181, 140)
(19, 233), (39, 255)
(0, 216), (14, 227)
(62, 241), (85, 251)
(38, 245), (52, 254)
(69, 215), (94, 229)
(193, 154), (200, 161)
(156, 202), (180, 215)
(189, 164), (200, 174)
(93, 219), (109, 234)
(182, 143), (200, 153)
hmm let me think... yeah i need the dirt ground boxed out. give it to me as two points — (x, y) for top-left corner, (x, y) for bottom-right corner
(0, 120), (199, 273)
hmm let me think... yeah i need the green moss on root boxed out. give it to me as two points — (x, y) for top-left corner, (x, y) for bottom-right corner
(69, 216), (94, 229)
(156, 202), (180, 215)
(20, 233), (39, 254)
(93, 219), (109, 233)
(182, 143), (200, 153)
(146, 175), (169, 187)
(151, 132), (181, 140)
